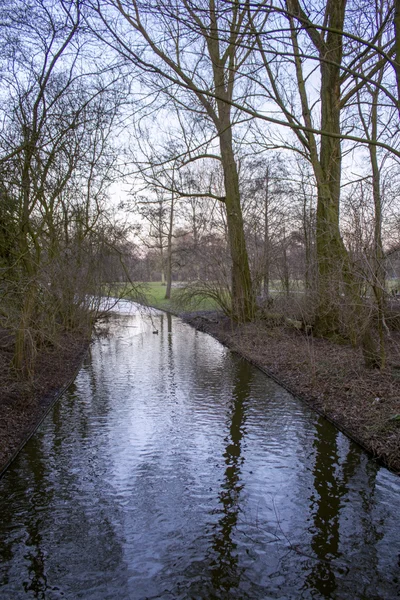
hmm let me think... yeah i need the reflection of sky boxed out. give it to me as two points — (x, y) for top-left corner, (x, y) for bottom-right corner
(0, 308), (400, 600)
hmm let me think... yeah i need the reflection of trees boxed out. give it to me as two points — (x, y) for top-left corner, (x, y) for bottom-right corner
(338, 447), (382, 597)
(166, 311), (172, 335)
(165, 313), (177, 403)
(210, 358), (252, 595)
(0, 451), (48, 597)
(159, 313), (177, 402)
(0, 330), (128, 597)
(159, 312), (165, 338)
(304, 417), (379, 598)
(305, 419), (342, 597)
(21, 435), (50, 598)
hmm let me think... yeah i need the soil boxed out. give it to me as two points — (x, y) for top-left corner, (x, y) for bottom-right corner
(1, 310), (399, 477)
(0, 332), (89, 476)
(181, 311), (400, 475)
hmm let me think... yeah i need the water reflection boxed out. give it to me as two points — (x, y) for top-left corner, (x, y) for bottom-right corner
(22, 437), (49, 599)
(304, 418), (390, 599)
(166, 310), (172, 334)
(210, 359), (252, 594)
(0, 308), (399, 600)
(305, 419), (343, 597)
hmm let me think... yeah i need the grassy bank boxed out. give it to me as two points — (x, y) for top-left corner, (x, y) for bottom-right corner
(119, 282), (221, 313)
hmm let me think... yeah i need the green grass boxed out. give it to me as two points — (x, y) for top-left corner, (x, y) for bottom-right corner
(110, 278), (400, 315)
(387, 279), (400, 292)
(114, 282), (220, 313)
(268, 279), (305, 292)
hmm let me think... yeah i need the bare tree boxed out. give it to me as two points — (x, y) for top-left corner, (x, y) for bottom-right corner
(0, 0), (127, 375)
(91, 0), (259, 320)
(245, 0), (394, 345)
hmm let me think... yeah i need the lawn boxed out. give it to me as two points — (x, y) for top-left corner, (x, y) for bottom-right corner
(114, 282), (221, 313)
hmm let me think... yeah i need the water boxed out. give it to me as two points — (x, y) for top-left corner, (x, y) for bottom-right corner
(0, 305), (399, 599)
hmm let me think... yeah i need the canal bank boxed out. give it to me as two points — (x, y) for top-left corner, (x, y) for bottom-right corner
(0, 306), (399, 599)
(181, 310), (400, 474)
(1, 302), (399, 477)
(0, 333), (90, 477)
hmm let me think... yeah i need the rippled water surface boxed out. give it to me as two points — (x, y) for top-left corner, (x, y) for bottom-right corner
(1, 305), (400, 599)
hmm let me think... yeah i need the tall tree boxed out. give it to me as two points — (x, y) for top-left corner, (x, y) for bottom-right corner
(249, 0), (394, 341)
(0, 0), (126, 374)
(288, 0), (352, 336)
(94, 0), (257, 320)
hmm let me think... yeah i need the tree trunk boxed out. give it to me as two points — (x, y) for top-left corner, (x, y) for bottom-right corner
(312, 0), (362, 340)
(394, 0), (400, 116)
(207, 0), (255, 322)
(314, 183), (346, 336)
(302, 187), (313, 290)
(165, 191), (174, 300)
(159, 227), (165, 285)
(288, 0), (357, 338)
(263, 168), (270, 297)
(367, 95), (385, 368)
(370, 163), (385, 369)
(281, 227), (290, 296)
(13, 137), (38, 374)
(192, 203), (201, 280)
(314, 1), (345, 335)
(219, 125), (255, 322)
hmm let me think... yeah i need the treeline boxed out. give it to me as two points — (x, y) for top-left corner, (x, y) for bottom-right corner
(0, 0), (135, 377)
(105, 0), (400, 369)
(1, 0), (400, 377)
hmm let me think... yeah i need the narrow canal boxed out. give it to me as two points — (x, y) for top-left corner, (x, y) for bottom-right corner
(0, 305), (399, 599)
